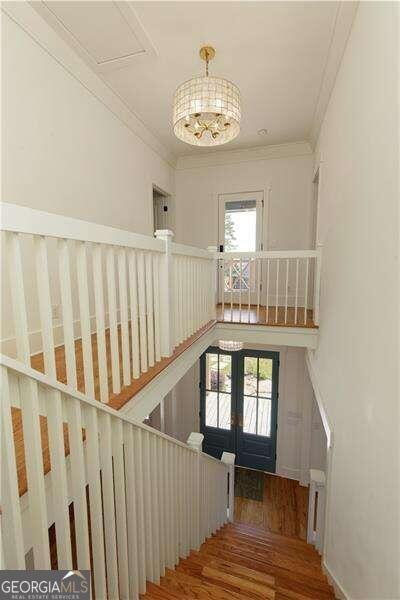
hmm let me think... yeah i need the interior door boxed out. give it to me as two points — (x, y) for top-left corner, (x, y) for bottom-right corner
(199, 348), (235, 459)
(236, 350), (279, 472)
(218, 191), (263, 304)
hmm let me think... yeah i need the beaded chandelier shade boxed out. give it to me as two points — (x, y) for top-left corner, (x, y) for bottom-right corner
(218, 340), (244, 352)
(173, 46), (241, 147)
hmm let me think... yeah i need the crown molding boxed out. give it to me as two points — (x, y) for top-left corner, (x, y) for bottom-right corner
(2, 1), (177, 168)
(309, 1), (359, 147)
(175, 141), (313, 170)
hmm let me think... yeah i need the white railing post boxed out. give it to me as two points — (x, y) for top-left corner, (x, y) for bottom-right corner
(307, 469), (326, 552)
(187, 432), (204, 549)
(313, 243), (323, 325)
(155, 230), (174, 357)
(207, 246), (218, 321)
(221, 452), (235, 522)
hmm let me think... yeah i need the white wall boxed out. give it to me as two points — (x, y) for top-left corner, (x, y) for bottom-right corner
(174, 151), (314, 251)
(1, 7), (174, 350)
(1, 9), (174, 234)
(309, 3), (399, 598)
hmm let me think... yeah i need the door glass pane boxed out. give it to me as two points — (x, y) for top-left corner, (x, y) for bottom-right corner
(258, 358), (273, 397)
(243, 396), (257, 434)
(224, 200), (257, 252)
(219, 354), (232, 393)
(257, 397), (271, 436)
(206, 353), (219, 391)
(219, 393), (231, 430)
(205, 391), (218, 428)
(244, 357), (258, 396)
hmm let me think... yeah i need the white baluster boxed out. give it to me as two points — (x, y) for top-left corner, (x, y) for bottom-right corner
(123, 424), (140, 599)
(275, 258), (280, 323)
(118, 248), (131, 386)
(84, 405), (107, 597)
(187, 432), (204, 549)
(313, 244), (323, 325)
(137, 252), (148, 373)
(112, 419), (130, 598)
(150, 435), (161, 581)
(128, 250), (140, 379)
(1, 368), (25, 569)
(295, 258), (299, 325)
(222, 452), (235, 522)
(155, 230), (174, 356)
(284, 258), (289, 324)
(46, 390), (73, 569)
(256, 258), (261, 323)
(92, 244), (108, 402)
(142, 431), (155, 581)
(76, 241), (95, 397)
(106, 246), (121, 393)
(7, 232), (30, 363)
(304, 257), (310, 325)
(145, 253), (155, 368)
(58, 239), (77, 389)
(153, 253), (161, 362)
(266, 258), (270, 324)
(35, 236), (56, 377)
(20, 378), (50, 568)
(133, 427), (147, 593)
(66, 396), (91, 570)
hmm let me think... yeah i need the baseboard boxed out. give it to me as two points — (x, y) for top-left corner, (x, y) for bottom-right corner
(322, 560), (353, 600)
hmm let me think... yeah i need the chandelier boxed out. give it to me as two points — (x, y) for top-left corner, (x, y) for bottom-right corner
(173, 46), (241, 147)
(219, 340), (244, 352)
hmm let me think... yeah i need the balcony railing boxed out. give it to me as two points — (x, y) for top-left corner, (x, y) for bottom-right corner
(1, 203), (322, 406)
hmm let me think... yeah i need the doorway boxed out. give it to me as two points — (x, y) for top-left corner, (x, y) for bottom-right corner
(200, 346), (279, 472)
(218, 191), (264, 304)
(153, 186), (172, 231)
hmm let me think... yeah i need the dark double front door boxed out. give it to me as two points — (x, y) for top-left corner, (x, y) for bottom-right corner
(199, 347), (279, 473)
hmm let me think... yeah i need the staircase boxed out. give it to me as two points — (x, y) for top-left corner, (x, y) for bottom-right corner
(143, 522), (335, 599)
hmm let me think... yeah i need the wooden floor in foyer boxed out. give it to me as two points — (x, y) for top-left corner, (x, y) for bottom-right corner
(141, 473), (335, 599)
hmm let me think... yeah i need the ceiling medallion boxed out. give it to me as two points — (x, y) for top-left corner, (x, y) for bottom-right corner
(173, 46), (241, 147)
(218, 340), (244, 352)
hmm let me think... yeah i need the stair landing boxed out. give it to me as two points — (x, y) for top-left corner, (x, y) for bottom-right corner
(142, 522), (335, 599)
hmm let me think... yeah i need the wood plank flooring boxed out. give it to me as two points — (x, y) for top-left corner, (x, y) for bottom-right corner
(234, 470), (309, 540)
(217, 304), (317, 328)
(141, 522), (335, 599)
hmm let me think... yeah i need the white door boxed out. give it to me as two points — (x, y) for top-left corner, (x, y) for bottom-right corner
(218, 191), (264, 304)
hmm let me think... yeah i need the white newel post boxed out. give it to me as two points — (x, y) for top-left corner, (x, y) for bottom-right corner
(313, 243), (323, 325)
(155, 230), (174, 357)
(187, 432), (204, 548)
(307, 469), (326, 552)
(221, 452), (235, 522)
(207, 246), (218, 321)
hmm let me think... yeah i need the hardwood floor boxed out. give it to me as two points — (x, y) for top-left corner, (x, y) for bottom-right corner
(217, 304), (317, 328)
(234, 470), (309, 541)
(141, 522), (335, 599)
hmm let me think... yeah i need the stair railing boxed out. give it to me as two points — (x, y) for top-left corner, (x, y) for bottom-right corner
(215, 247), (322, 326)
(307, 468), (326, 553)
(1, 353), (234, 598)
(1, 203), (216, 403)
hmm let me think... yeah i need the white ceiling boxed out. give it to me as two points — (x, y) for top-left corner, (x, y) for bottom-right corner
(36, 1), (343, 158)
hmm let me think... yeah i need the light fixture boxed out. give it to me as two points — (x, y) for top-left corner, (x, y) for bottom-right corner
(218, 340), (244, 352)
(173, 46), (241, 147)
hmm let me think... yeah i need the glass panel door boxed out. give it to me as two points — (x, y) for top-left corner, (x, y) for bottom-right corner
(200, 348), (235, 459)
(237, 350), (279, 472)
(218, 191), (263, 305)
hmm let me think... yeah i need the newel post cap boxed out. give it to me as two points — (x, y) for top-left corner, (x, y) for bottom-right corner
(155, 229), (174, 240)
(187, 432), (204, 451)
(221, 451), (235, 466)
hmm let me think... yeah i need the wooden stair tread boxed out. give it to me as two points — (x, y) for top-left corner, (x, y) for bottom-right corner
(143, 523), (335, 599)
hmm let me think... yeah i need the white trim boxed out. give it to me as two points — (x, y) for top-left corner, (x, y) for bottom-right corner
(309, 2), (359, 147)
(216, 250), (318, 259)
(305, 349), (333, 448)
(216, 323), (318, 350)
(176, 141), (313, 170)
(2, 2), (176, 167)
(322, 561), (353, 600)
